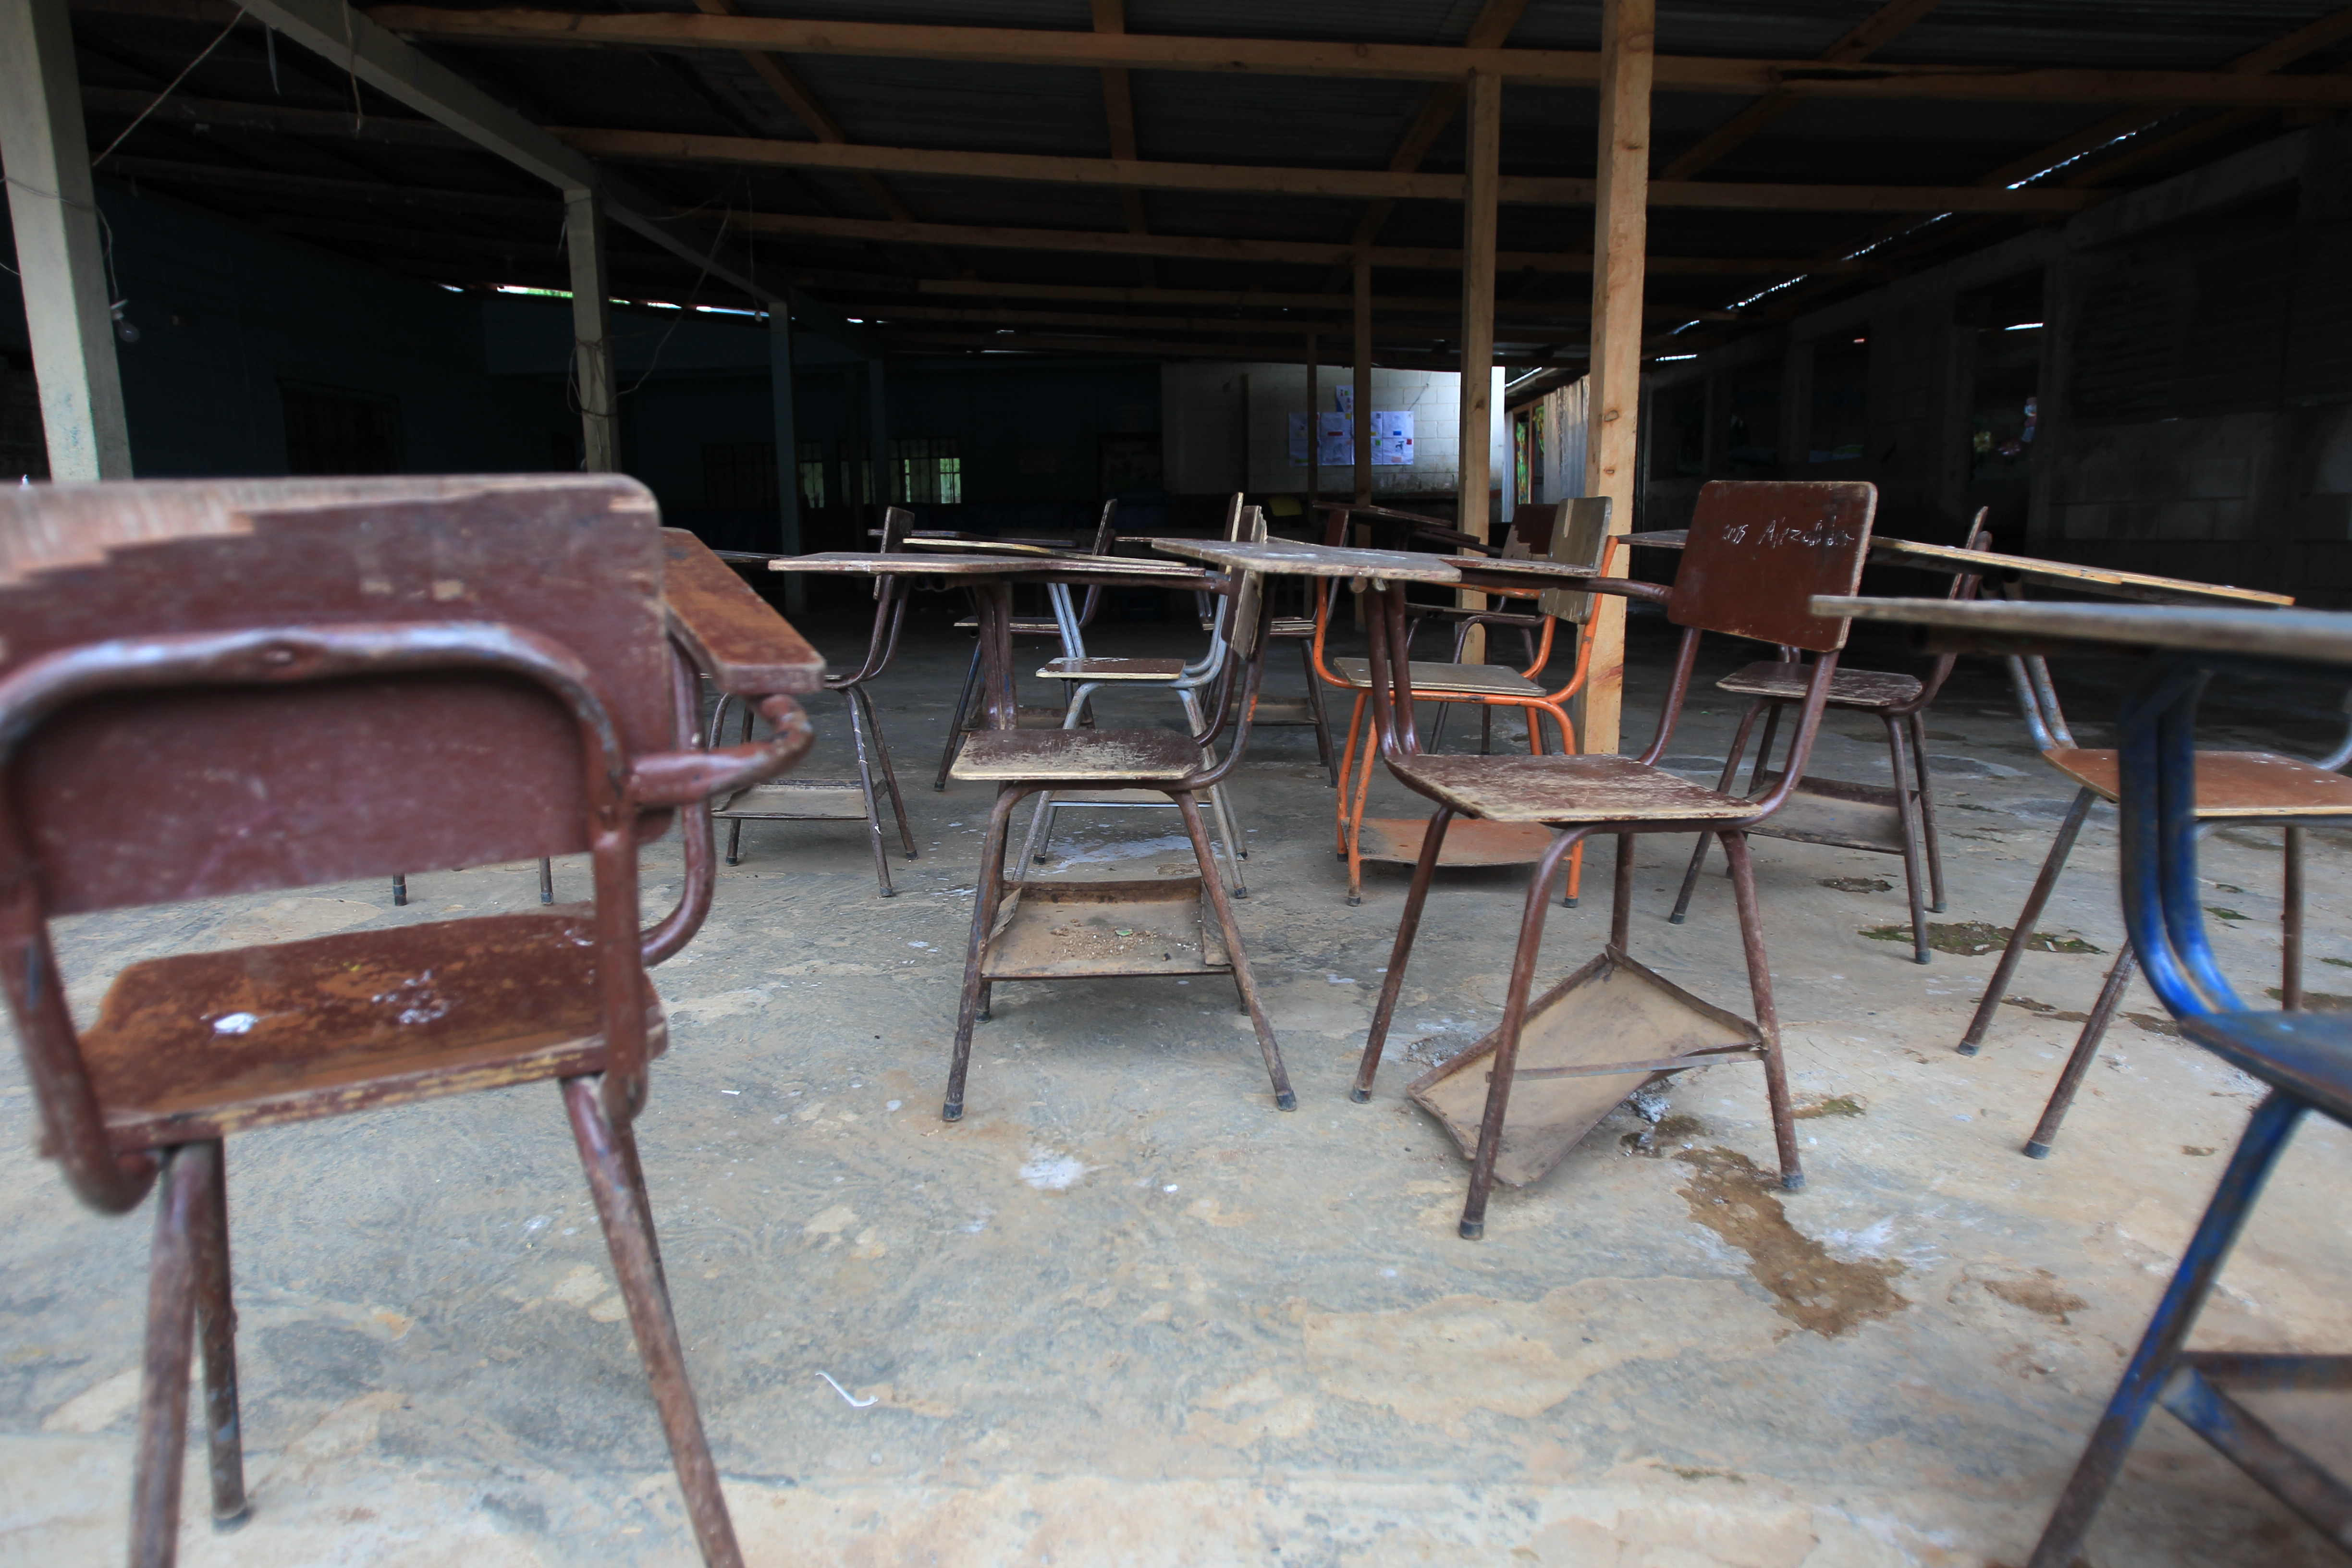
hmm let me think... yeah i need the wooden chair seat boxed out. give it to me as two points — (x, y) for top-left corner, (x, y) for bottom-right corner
(81, 909), (663, 1152)
(1036, 656), (1190, 681)
(1716, 659), (1923, 711)
(1330, 657), (1545, 698)
(2043, 748), (2352, 815)
(950, 728), (1203, 783)
(1389, 753), (1759, 825)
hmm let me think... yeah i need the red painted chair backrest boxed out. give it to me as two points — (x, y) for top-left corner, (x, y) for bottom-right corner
(1669, 480), (1877, 654)
(0, 476), (672, 915)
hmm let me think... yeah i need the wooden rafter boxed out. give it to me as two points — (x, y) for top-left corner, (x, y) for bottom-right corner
(1090, 0), (1154, 287)
(1657, 0), (1943, 181)
(1333, 0), (1531, 273)
(548, 127), (2100, 212)
(359, 8), (2352, 108)
(728, 210), (1866, 274)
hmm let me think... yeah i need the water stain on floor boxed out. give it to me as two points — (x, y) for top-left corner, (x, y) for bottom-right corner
(1980, 1268), (2089, 1325)
(1673, 1146), (1908, 1339)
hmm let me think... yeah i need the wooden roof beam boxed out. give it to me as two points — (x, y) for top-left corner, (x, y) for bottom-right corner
(359, 8), (2352, 108)
(732, 210), (1863, 274)
(551, 128), (2101, 212)
(1658, 0), (1943, 181)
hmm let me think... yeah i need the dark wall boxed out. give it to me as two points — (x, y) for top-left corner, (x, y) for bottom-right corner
(0, 181), (540, 479)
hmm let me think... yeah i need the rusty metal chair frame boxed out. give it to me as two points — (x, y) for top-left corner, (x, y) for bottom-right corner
(1666, 512), (1994, 966)
(1015, 505), (1265, 893)
(1200, 494), (1338, 784)
(942, 562), (1292, 1122)
(931, 499), (1118, 789)
(1351, 480), (1880, 1239)
(710, 506), (918, 894)
(0, 482), (819, 1568)
(1325, 499), (1616, 908)
(1953, 606), (2352, 1157)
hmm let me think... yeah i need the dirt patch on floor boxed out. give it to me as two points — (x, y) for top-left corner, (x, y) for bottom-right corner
(2127, 1012), (2180, 1039)
(1791, 1095), (1865, 1120)
(1619, 1113), (1706, 1156)
(2002, 995), (2091, 1024)
(1979, 1268), (2088, 1325)
(2266, 987), (2352, 1011)
(1860, 921), (2102, 956)
(1819, 877), (1892, 894)
(1672, 1147), (1908, 1339)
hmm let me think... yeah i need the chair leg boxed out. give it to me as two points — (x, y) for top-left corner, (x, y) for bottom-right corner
(1612, 831), (1637, 953)
(2282, 824), (2304, 1012)
(2024, 944), (2138, 1159)
(1176, 791), (1294, 1109)
(723, 698), (752, 865)
(1461, 829), (1589, 1238)
(1721, 832), (1803, 1190)
(563, 1080), (743, 1568)
(1479, 701), (1494, 755)
(1428, 697), (1452, 752)
(1345, 709), (1381, 906)
(2026, 1090), (2307, 1568)
(538, 858), (555, 905)
(1298, 641), (1337, 786)
(1671, 702), (1764, 926)
(1884, 716), (1933, 966)
(933, 642), (985, 791)
(390, 874), (406, 907)
(1908, 712), (1948, 913)
(1335, 693), (1368, 858)
(1957, 786), (2097, 1056)
(1748, 701), (1784, 793)
(946, 785), (1028, 1120)
(855, 686), (919, 862)
(1354, 806), (1458, 1101)
(130, 1143), (214, 1568)
(1178, 688), (1247, 893)
(843, 686), (896, 897)
(191, 1141), (246, 1528)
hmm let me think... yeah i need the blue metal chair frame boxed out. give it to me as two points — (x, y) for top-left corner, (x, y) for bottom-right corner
(2031, 651), (2352, 1565)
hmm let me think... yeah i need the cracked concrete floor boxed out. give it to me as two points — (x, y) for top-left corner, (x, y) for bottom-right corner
(4, 592), (2350, 1567)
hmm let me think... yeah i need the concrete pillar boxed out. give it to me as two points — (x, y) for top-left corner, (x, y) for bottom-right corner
(0, 0), (132, 479)
(562, 188), (619, 472)
(769, 306), (804, 613)
(1575, 0), (1653, 755)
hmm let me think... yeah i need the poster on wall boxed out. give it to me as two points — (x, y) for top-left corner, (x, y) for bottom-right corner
(1290, 412), (1359, 466)
(1371, 410), (1413, 466)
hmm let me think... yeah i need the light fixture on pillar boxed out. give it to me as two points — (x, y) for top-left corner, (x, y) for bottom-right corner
(110, 300), (139, 344)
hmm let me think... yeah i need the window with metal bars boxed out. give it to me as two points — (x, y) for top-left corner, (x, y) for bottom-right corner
(838, 438), (962, 505)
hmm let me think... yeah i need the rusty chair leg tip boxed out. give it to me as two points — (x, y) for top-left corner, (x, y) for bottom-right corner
(1955, 1041), (1981, 1057)
(212, 1505), (251, 1533)
(942, 1102), (963, 1122)
(1930, 901), (1948, 914)
(1913, 952), (1932, 966)
(2024, 1139), (2053, 1160)
(1667, 912), (1686, 926)
(1348, 1086), (1371, 1104)
(1562, 895), (1578, 908)
(724, 855), (740, 867)
(1346, 895), (1361, 907)
(1778, 1169), (1805, 1192)
(878, 887), (897, 898)
(1457, 1218), (1484, 1241)
(1275, 1091), (1297, 1111)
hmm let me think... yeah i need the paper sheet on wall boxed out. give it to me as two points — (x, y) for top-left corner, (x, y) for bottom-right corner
(1292, 412), (1357, 465)
(1317, 412), (1353, 465)
(1371, 410), (1413, 466)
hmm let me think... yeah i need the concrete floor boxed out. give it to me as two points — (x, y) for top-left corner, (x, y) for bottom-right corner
(4, 588), (2351, 1567)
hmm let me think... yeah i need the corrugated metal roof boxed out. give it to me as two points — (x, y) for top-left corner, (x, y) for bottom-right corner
(66, 1), (2352, 351)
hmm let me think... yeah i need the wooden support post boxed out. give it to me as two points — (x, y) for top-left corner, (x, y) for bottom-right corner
(0, 0), (131, 479)
(866, 356), (890, 520)
(1455, 67), (1501, 662)
(1352, 259), (1373, 507)
(1777, 338), (1815, 479)
(1573, 0), (1652, 756)
(769, 305), (805, 613)
(1305, 332), (1319, 510)
(563, 187), (620, 473)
